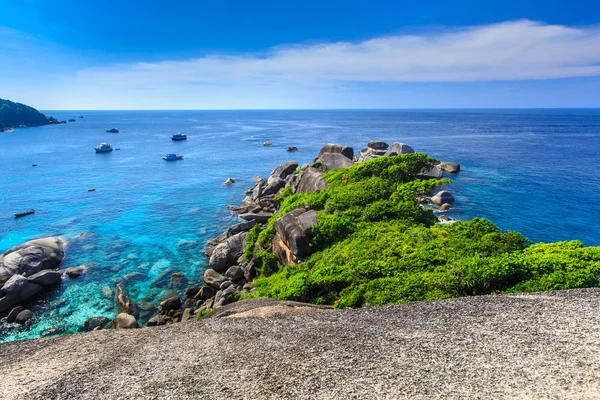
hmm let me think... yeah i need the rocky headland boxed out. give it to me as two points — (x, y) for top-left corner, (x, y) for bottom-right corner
(0, 98), (66, 130)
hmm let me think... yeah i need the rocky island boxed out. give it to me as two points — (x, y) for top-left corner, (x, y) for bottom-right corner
(0, 98), (65, 131)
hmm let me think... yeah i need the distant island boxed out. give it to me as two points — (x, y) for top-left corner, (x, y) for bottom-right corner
(0, 98), (64, 131)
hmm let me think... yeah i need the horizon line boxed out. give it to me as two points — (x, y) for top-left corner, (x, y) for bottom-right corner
(41, 107), (600, 112)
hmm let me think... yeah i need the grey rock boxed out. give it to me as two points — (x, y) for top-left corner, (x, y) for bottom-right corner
(194, 285), (217, 300)
(385, 142), (415, 156)
(65, 266), (85, 278)
(431, 190), (455, 205)
(367, 140), (389, 150)
(6, 306), (23, 323)
(203, 269), (228, 289)
(286, 146), (298, 152)
(220, 280), (232, 290)
(316, 152), (355, 172)
(296, 167), (328, 193)
(209, 232), (247, 273)
(417, 165), (443, 179)
(0, 275), (43, 313)
(27, 270), (62, 287)
(226, 220), (256, 235)
(317, 143), (354, 160)
(185, 287), (201, 297)
(439, 162), (461, 173)
(146, 314), (172, 326)
(80, 316), (110, 332)
(225, 265), (244, 281)
(242, 260), (257, 281)
(269, 161), (298, 181)
(261, 177), (286, 197)
(252, 179), (267, 200)
(239, 213), (273, 224)
(15, 309), (33, 324)
(112, 313), (138, 329)
(159, 296), (181, 312)
(273, 208), (318, 259)
(0, 237), (64, 286)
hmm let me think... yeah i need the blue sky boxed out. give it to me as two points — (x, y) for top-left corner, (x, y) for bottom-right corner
(1, 0), (600, 109)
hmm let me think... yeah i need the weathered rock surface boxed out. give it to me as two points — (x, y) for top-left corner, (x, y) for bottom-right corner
(0, 237), (64, 286)
(208, 232), (246, 273)
(273, 208), (318, 259)
(14, 309), (33, 324)
(64, 266), (85, 278)
(238, 213), (272, 224)
(203, 269), (227, 289)
(417, 165), (443, 179)
(112, 313), (138, 329)
(2, 290), (598, 400)
(224, 265), (244, 281)
(431, 190), (455, 205)
(296, 167), (328, 193)
(367, 140), (389, 150)
(317, 143), (354, 160)
(159, 296), (181, 312)
(79, 316), (110, 332)
(316, 152), (354, 172)
(0, 274), (44, 313)
(439, 162), (461, 173)
(226, 220), (256, 235)
(27, 270), (62, 287)
(269, 161), (298, 181)
(287, 146), (298, 152)
(385, 142), (415, 156)
(6, 306), (23, 323)
(261, 177), (285, 196)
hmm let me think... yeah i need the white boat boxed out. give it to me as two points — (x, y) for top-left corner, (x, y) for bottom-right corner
(171, 133), (187, 141)
(163, 153), (183, 161)
(95, 143), (113, 153)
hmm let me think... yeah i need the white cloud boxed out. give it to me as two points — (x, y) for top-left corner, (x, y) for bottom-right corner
(76, 19), (600, 87)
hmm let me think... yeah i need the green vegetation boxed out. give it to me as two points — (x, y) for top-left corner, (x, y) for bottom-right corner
(246, 153), (600, 308)
(0, 98), (57, 129)
(196, 308), (214, 319)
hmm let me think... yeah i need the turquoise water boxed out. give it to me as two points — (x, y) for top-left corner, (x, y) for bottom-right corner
(1, 109), (599, 341)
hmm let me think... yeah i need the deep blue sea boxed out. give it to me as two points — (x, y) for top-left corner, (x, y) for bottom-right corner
(1, 109), (599, 341)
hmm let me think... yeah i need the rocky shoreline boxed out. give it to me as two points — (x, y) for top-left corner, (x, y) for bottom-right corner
(0, 139), (459, 337)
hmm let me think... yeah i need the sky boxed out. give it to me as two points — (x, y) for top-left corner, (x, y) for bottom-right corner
(1, 0), (600, 109)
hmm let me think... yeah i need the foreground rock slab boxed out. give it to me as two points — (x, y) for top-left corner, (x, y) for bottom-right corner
(0, 289), (599, 400)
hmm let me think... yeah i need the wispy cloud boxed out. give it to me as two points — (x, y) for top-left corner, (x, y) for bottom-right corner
(77, 20), (600, 87)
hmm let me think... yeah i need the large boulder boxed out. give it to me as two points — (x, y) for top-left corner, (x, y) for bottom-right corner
(269, 161), (298, 181)
(79, 316), (110, 332)
(273, 208), (318, 260)
(159, 296), (181, 312)
(357, 147), (387, 163)
(0, 237), (64, 286)
(27, 270), (62, 287)
(439, 162), (461, 173)
(15, 309), (33, 324)
(316, 152), (355, 172)
(224, 265), (244, 281)
(261, 177), (286, 197)
(0, 274), (44, 313)
(431, 191), (455, 205)
(239, 213), (273, 224)
(272, 234), (295, 266)
(367, 140), (389, 150)
(6, 306), (23, 323)
(417, 165), (443, 179)
(385, 142), (415, 156)
(317, 144), (354, 161)
(112, 313), (138, 329)
(203, 269), (228, 289)
(208, 232), (247, 273)
(296, 167), (328, 193)
(227, 220), (256, 235)
(194, 285), (217, 300)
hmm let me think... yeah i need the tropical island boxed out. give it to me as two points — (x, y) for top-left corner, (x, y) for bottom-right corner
(0, 98), (64, 131)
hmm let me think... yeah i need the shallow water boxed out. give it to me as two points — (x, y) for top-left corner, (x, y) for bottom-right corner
(1, 109), (599, 341)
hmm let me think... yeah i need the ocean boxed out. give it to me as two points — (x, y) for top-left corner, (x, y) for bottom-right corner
(1, 109), (599, 341)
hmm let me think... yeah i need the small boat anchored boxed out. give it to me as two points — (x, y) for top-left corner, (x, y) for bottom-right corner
(15, 209), (35, 218)
(94, 143), (114, 153)
(171, 133), (187, 141)
(163, 153), (183, 161)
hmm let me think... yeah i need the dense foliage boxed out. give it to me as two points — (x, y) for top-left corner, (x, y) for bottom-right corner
(245, 153), (600, 308)
(0, 98), (53, 128)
